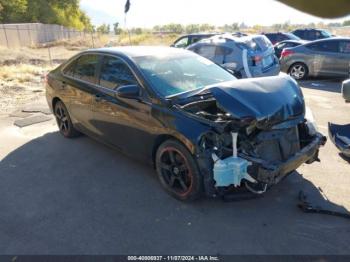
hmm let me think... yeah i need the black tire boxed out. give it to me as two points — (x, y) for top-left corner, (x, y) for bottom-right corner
(288, 62), (309, 80)
(155, 139), (203, 201)
(53, 100), (80, 138)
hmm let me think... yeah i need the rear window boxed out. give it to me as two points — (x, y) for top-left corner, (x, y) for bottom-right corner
(265, 34), (277, 43)
(74, 55), (99, 83)
(243, 36), (272, 51)
(63, 54), (99, 84)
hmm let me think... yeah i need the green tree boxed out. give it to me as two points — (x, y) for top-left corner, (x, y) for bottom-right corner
(97, 23), (110, 34)
(113, 22), (122, 35)
(0, 0), (27, 22)
(0, 0), (92, 30)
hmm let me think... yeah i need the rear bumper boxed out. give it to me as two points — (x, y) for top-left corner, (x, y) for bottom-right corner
(241, 132), (327, 185)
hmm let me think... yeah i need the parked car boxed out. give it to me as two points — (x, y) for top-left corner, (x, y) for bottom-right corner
(263, 32), (301, 45)
(171, 33), (218, 48)
(280, 37), (350, 80)
(274, 40), (307, 58)
(187, 34), (280, 78)
(291, 28), (333, 41)
(46, 46), (326, 201)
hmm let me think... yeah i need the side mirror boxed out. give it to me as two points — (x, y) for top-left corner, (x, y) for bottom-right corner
(115, 84), (140, 99)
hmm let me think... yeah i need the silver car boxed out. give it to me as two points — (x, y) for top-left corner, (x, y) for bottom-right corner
(187, 34), (280, 78)
(280, 37), (350, 80)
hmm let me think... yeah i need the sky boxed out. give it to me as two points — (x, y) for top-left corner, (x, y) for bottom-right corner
(80, 0), (350, 28)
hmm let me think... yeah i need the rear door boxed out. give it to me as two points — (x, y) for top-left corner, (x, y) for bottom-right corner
(61, 54), (99, 135)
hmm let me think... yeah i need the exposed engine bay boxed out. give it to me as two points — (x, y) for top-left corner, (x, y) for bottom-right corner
(175, 75), (327, 196)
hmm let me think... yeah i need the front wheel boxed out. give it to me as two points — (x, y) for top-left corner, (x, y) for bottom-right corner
(288, 63), (308, 80)
(155, 139), (203, 201)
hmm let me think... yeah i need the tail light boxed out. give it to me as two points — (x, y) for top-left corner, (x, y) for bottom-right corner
(281, 49), (294, 58)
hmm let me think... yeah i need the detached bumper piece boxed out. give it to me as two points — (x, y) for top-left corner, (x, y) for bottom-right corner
(241, 133), (327, 186)
(328, 122), (350, 158)
(298, 190), (350, 220)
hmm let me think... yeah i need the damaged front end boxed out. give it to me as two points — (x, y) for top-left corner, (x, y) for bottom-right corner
(175, 75), (327, 197)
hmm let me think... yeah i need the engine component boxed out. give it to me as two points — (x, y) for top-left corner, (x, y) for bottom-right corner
(212, 132), (256, 187)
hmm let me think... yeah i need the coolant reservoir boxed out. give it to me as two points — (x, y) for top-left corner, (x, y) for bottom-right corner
(212, 132), (254, 187)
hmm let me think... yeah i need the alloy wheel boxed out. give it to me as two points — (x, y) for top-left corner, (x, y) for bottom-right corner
(290, 64), (306, 80)
(158, 147), (193, 196)
(54, 103), (70, 135)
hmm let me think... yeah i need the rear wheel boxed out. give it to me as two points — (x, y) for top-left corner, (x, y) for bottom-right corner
(54, 100), (80, 138)
(288, 62), (308, 80)
(155, 140), (203, 201)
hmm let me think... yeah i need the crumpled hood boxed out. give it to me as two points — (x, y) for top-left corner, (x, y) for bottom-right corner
(209, 74), (305, 126)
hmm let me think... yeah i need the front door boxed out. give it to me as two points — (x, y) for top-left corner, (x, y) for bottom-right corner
(91, 55), (156, 160)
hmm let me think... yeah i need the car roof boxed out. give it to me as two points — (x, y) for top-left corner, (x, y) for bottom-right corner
(89, 46), (192, 58)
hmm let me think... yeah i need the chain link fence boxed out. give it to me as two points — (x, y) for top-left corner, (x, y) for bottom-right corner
(0, 23), (99, 48)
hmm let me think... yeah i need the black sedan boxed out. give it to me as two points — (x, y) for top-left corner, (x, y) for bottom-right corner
(46, 46), (326, 201)
(274, 40), (307, 59)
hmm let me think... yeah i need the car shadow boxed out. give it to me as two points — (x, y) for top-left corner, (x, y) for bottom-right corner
(0, 132), (349, 254)
(298, 77), (345, 93)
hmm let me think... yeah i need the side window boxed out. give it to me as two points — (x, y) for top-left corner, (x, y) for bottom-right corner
(293, 30), (302, 38)
(174, 37), (189, 48)
(191, 37), (201, 45)
(197, 45), (216, 59)
(308, 41), (338, 52)
(215, 46), (234, 56)
(74, 54), (99, 83)
(62, 60), (77, 77)
(339, 41), (350, 53)
(99, 56), (137, 89)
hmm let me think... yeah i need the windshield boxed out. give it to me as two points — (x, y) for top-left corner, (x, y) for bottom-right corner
(133, 53), (236, 97)
(321, 30), (332, 38)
